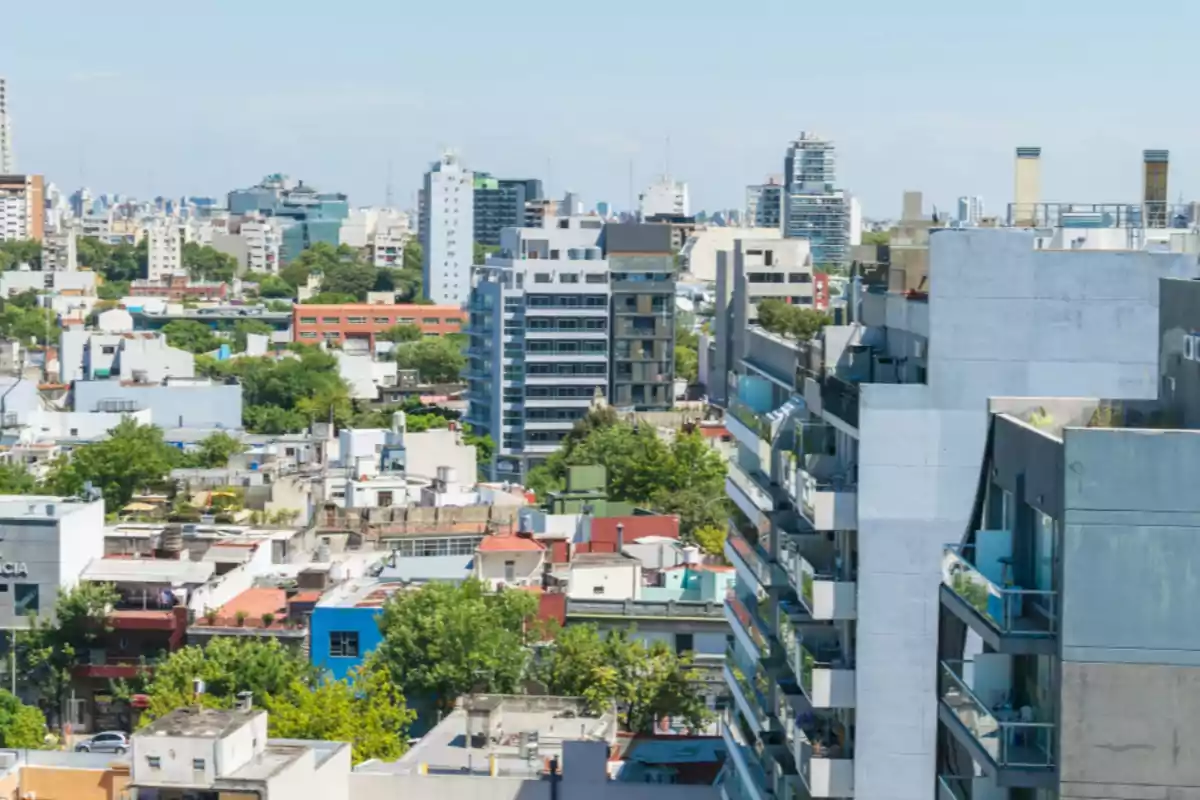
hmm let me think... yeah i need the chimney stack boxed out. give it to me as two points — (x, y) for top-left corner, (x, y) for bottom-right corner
(616, 523), (624, 553)
(1013, 146), (1042, 226)
(1143, 149), (1169, 228)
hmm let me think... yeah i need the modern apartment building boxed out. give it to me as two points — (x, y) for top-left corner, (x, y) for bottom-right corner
(144, 217), (186, 280)
(465, 218), (610, 482)
(42, 228), (78, 271)
(783, 132), (848, 267)
(710, 238), (818, 406)
(0, 173), (44, 242)
(421, 152), (474, 306)
(747, 179), (784, 229)
(474, 174), (543, 247)
(717, 228), (1197, 800)
(212, 214), (284, 274)
(607, 223), (677, 410)
(0, 77), (12, 174)
(639, 176), (690, 218)
(226, 174), (349, 264)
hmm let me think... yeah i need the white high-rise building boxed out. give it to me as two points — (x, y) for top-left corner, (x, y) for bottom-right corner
(0, 78), (13, 174)
(420, 152), (474, 306)
(783, 131), (848, 265)
(638, 176), (689, 218)
(144, 218), (185, 281)
(957, 195), (984, 224)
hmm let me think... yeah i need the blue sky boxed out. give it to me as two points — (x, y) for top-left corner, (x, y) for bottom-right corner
(6, 0), (1200, 217)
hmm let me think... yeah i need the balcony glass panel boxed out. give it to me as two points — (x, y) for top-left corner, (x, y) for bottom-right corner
(726, 592), (772, 657)
(939, 660), (1056, 768)
(725, 643), (772, 731)
(942, 544), (1057, 637)
(727, 523), (781, 591)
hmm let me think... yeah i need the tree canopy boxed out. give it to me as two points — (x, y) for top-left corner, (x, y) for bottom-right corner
(182, 431), (245, 469)
(232, 319), (274, 353)
(525, 409), (728, 541)
(756, 298), (831, 341)
(0, 691), (47, 748)
(162, 320), (221, 354)
(369, 579), (539, 719)
(182, 242), (238, 283)
(394, 337), (465, 383)
(198, 347), (351, 433)
(537, 625), (711, 733)
(77, 237), (146, 283)
(44, 419), (180, 509)
(380, 323), (422, 343)
(0, 239), (42, 271)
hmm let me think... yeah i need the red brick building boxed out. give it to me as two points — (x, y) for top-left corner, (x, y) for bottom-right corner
(129, 275), (229, 302)
(292, 303), (466, 346)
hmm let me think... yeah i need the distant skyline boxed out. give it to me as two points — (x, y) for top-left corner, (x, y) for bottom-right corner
(6, 0), (1200, 218)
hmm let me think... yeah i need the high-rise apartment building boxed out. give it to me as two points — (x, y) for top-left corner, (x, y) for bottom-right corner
(746, 179), (784, 229)
(717, 228), (1198, 800)
(639, 176), (689, 219)
(144, 218), (185, 281)
(1142, 148), (1169, 228)
(421, 152), (474, 306)
(607, 223), (677, 410)
(783, 133), (849, 266)
(474, 175), (543, 247)
(226, 174), (348, 264)
(465, 217), (610, 482)
(0, 78), (12, 174)
(0, 174), (44, 243)
(957, 196), (985, 225)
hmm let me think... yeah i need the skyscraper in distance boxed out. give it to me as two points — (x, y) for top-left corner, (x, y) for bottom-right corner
(0, 77), (13, 173)
(782, 132), (848, 266)
(420, 152), (474, 306)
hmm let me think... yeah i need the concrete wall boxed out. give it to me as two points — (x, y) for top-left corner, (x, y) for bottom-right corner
(19, 765), (128, 799)
(310, 604), (382, 681)
(853, 229), (1199, 800)
(73, 380), (243, 429)
(566, 563), (639, 599)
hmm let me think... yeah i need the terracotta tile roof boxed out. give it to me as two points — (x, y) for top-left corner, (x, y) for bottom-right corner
(478, 534), (544, 553)
(591, 515), (680, 545)
(204, 588), (288, 627)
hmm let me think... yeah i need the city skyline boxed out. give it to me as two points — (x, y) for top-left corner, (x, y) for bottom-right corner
(6, 0), (1200, 216)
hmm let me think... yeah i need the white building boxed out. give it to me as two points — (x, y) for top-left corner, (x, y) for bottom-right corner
(373, 224), (412, 268)
(41, 228), (78, 271)
(420, 152), (474, 306)
(0, 174), (41, 243)
(0, 495), (106, 630)
(145, 218), (186, 280)
(131, 706), (351, 800)
(957, 195), (984, 225)
(473, 532), (546, 590)
(0, 77), (12, 174)
(212, 215), (282, 275)
(639, 176), (689, 218)
(679, 226), (782, 282)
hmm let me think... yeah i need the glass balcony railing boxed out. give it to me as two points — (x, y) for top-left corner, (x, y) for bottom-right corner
(722, 708), (773, 800)
(939, 660), (1056, 769)
(726, 592), (773, 657)
(725, 644), (773, 731)
(726, 523), (783, 591)
(780, 547), (821, 611)
(729, 397), (773, 442)
(942, 544), (1058, 637)
(937, 775), (971, 800)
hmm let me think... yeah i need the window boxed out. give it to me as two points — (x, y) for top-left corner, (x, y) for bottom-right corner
(374, 317), (391, 324)
(559, 273), (579, 284)
(300, 332), (317, 339)
(300, 316), (317, 324)
(329, 631), (360, 658)
(422, 317), (440, 325)
(346, 316), (367, 324)
(378, 491), (394, 507)
(585, 273), (607, 284)
(764, 250), (774, 266)
(399, 317), (415, 324)
(321, 317), (339, 324)
(193, 758), (206, 770)
(788, 273), (813, 283)
(592, 586), (605, 595)
(14, 584), (37, 615)
(504, 560), (516, 583)
(146, 757), (162, 769)
(101, 345), (116, 355)
(675, 633), (694, 655)
(534, 273), (552, 283)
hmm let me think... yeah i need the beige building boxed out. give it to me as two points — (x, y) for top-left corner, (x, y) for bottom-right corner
(0, 173), (44, 243)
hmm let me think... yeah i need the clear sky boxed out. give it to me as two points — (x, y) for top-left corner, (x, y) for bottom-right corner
(6, 0), (1200, 218)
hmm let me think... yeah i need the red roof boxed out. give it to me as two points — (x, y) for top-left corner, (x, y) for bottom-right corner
(477, 534), (545, 553)
(591, 515), (680, 545)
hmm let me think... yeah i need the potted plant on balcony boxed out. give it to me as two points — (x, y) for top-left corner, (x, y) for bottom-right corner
(261, 613), (276, 628)
(235, 611), (248, 627)
(203, 608), (218, 626)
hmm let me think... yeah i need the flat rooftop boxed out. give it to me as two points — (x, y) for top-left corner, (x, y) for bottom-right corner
(0, 495), (97, 521)
(381, 695), (615, 777)
(138, 707), (259, 739)
(316, 577), (408, 609)
(83, 557), (216, 585)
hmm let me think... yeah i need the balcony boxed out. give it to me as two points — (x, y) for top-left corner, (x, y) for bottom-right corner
(726, 461), (775, 531)
(779, 538), (856, 622)
(726, 524), (786, 593)
(782, 712), (854, 798)
(725, 592), (772, 662)
(74, 652), (164, 680)
(778, 618), (855, 710)
(722, 710), (773, 800)
(940, 542), (1058, 654)
(724, 644), (773, 734)
(819, 375), (859, 430)
(938, 659), (1056, 788)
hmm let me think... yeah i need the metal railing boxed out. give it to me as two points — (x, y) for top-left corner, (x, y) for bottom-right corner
(939, 660), (1056, 768)
(820, 375), (859, 428)
(728, 397), (773, 441)
(726, 593), (772, 655)
(566, 598), (724, 619)
(725, 644), (772, 730)
(942, 544), (1058, 636)
(726, 524), (777, 589)
(937, 775), (971, 800)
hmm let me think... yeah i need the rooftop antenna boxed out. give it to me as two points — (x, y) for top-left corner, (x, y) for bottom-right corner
(385, 160), (394, 208)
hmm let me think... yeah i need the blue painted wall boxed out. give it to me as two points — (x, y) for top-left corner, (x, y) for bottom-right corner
(309, 605), (384, 681)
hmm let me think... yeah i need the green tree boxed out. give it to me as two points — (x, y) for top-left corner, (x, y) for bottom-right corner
(693, 524), (727, 557)
(862, 230), (891, 246)
(380, 323), (422, 343)
(162, 320), (221, 354)
(675, 344), (698, 384)
(256, 275), (294, 299)
(0, 240), (42, 271)
(539, 625), (711, 733)
(184, 432), (246, 469)
(370, 580), (538, 718)
(302, 291), (357, 305)
(394, 337), (466, 383)
(265, 667), (414, 765)
(390, 240), (424, 301)
(18, 582), (120, 728)
(0, 463), (39, 494)
(77, 237), (145, 283)
(143, 638), (319, 719)
(182, 242), (238, 282)
(0, 690), (47, 748)
(756, 299), (831, 341)
(204, 347), (352, 433)
(96, 280), (131, 301)
(473, 242), (499, 264)
(463, 425), (494, 468)
(45, 419), (180, 509)
(320, 262), (378, 301)
(232, 319), (274, 353)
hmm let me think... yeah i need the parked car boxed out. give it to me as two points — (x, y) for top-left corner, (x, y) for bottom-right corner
(74, 731), (130, 754)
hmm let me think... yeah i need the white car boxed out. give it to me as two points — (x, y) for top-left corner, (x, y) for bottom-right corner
(75, 731), (130, 754)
